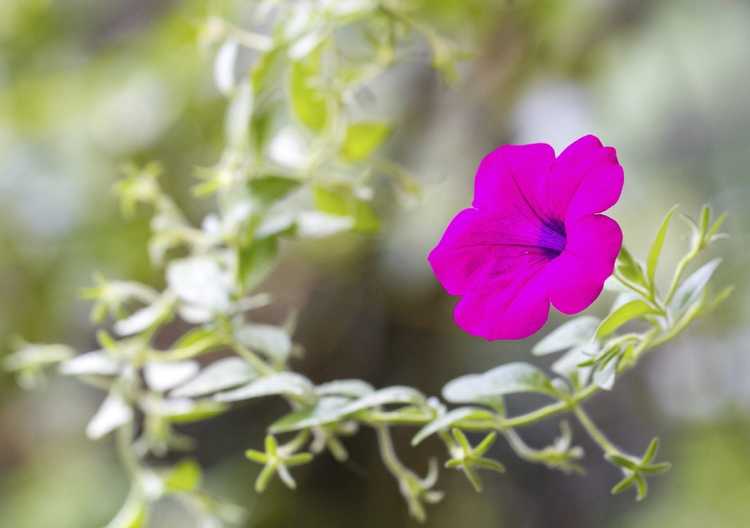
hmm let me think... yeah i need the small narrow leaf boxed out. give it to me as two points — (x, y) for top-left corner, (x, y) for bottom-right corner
(144, 361), (199, 392)
(671, 258), (722, 314)
(647, 205), (678, 289)
(616, 247), (647, 287)
(238, 237), (278, 291)
(412, 407), (495, 446)
(171, 357), (257, 398)
(596, 300), (659, 339)
(339, 386), (425, 415)
(315, 379), (374, 398)
(289, 46), (328, 131)
(164, 459), (202, 493)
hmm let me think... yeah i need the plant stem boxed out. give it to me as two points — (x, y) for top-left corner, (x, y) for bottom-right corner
(573, 406), (619, 456)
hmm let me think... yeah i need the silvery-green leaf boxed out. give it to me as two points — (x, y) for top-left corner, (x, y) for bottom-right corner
(412, 407), (495, 446)
(671, 258), (722, 314)
(178, 305), (214, 324)
(114, 294), (175, 336)
(532, 316), (599, 355)
(297, 211), (354, 237)
(226, 81), (253, 148)
(338, 386), (425, 415)
(315, 379), (374, 398)
(4, 342), (74, 372)
(171, 357), (258, 398)
(288, 30), (327, 59)
(268, 127), (310, 169)
(167, 256), (232, 315)
(270, 396), (351, 433)
(144, 360), (199, 392)
(60, 351), (121, 376)
(443, 362), (555, 405)
(235, 324), (292, 362)
(551, 341), (597, 383)
(256, 212), (296, 238)
(214, 372), (314, 402)
(214, 40), (238, 95)
(142, 397), (227, 423)
(593, 357), (617, 390)
(87, 392), (133, 439)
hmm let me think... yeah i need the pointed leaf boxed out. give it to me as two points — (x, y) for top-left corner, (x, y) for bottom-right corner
(214, 372), (314, 402)
(532, 316), (599, 355)
(647, 205), (678, 289)
(171, 357), (258, 398)
(443, 362), (555, 405)
(596, 301), (659, 339)
(341, 122), (391, 162)
(671, 258), (722, 314)
(87, 392), (133, 439)
(412, 407), (495, 446)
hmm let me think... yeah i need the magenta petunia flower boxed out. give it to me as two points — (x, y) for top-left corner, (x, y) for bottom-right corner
(428, 135), (624, 340)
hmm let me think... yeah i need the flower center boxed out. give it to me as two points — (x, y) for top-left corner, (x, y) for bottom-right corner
(538, 218), (566, 259)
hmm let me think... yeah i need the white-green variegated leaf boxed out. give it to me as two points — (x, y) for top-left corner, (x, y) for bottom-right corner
(412, 407), (495, 446)
(442, 362), (555, 405)
(60, 351), (121, 376)
(213, 372), (314, 402)
(338, 386), (425, 415)
(532, 316), (599, 355)
(235, 324), (292, 363)
(671, 258), (722, 314)
(315, 379), (374, 398)
(144, 360), (199, 392)
(87, 392), (133, 439)
(171, 357), (258, 398)
(270, 396), (352, 433)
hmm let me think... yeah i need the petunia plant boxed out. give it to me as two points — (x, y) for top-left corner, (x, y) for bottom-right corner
(2, 1), (731, 526)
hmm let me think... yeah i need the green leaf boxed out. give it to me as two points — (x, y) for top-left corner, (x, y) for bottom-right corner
(646, 205), (678, 290)
(289, 46), (328, 131)
(164, 459), (202, 493)
(248, 175), (302, 206)
(339, 386), (425, 415)
(269, 396), (352, 433)
(59, 351), (120, 376)
(235, 323), (292, 363)
(412, 407), (495, 446)
(671, 258), (722, 314)
(315, 379), (374, 398)
(442, 362), (555, 405)
(617, 247), (647, 287)
(171, 357), (258, 398)
(532, 316), (599, 355)
(251, 47), (283, 94)
(341, 121), (391, 162)
(238, 237), (279, 291)
(225, 81), (254, 148)
(596, 300), (660, 339)
(313, 185), (379, 233)
(214, 372), (314, 402)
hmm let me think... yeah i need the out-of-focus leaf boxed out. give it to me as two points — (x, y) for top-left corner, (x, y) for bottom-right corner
(412, 407), (495, 446)
(532, 316), (599, 355)
(289, 46), (328, 131)
(59, 350), (121, 376)
(341, 121), (390, 162)
(238, 237), (278, 291)
(248, 175), (302, 205)
(339, 386), (425, 415)
(235, 323), (292, 363)
(316, 379), (374, 398)
(171, 357), (258, 398)
(214, 372), (314, 402)
(214, 39), (238, 95)
(164, 459), (202, 493)
(442, 363), (556, 405)
(4, 342), (74, 372)
(647, 205), (678, 289)
(313, 185), (379, 233)
(114, 294), (175, 336)
(225, 81), (254, 148)
(296, 211), (354, 237)
(87, 392), (134, 440)
(596, 300), (660, 339)
(144, 360), (199, 392)
(270, 396), (352, 433)
(671, 258), (722, 313)
(167, 257), (232, 319)
(105, 489), (147, 528)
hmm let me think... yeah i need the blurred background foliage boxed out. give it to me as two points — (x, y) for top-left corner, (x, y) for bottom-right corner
(0, 0), (748, 526)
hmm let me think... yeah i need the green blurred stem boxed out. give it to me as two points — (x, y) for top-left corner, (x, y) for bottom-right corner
(375, 425), (411, 485)
(573, 406), (620, 457)
(116, 421), (140, 479)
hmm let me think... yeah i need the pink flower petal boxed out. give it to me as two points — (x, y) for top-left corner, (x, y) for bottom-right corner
(549, 135), (624, 222)
(428, 208), (552, 296)
(473, 143), (555, 219)
(548, 214), (623, 314)
(454, 264), (552, 340)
